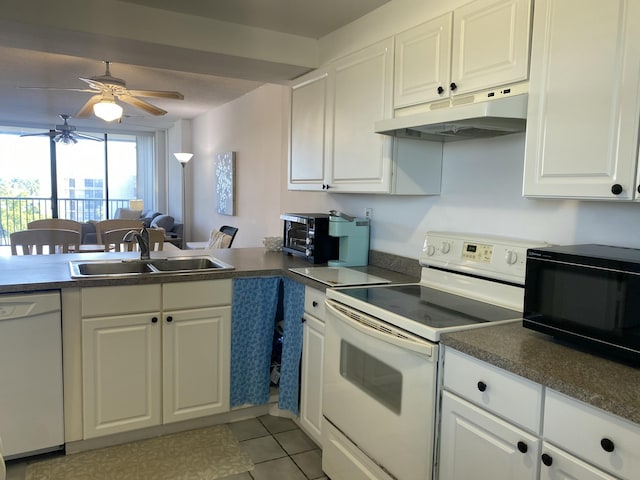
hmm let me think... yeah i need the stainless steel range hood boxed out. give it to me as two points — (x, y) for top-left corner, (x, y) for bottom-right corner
(375, 93), (528, 142)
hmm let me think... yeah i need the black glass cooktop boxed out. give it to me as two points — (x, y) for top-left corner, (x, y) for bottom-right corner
(341, 284), (520, 329)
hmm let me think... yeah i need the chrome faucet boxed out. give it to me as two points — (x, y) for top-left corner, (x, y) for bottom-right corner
(123, 227), (151, 260)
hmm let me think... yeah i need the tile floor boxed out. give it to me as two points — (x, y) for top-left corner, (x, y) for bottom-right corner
(4, 415), (326, 480)
(226, 415), (326, 480)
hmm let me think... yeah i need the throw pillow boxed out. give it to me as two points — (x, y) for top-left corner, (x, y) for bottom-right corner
(151, 214), (175, 231)
(207, 229), (232, 249)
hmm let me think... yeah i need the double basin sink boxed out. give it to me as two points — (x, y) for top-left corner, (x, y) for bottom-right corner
(69, 256), (234, 278)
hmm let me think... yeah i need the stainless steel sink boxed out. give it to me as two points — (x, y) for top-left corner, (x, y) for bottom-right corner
(76, 261), (154, 276)
(149, 257), (229, 272)
(69, 256), (234, 278)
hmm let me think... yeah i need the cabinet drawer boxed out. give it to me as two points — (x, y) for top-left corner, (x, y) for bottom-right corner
(163, 280), (232, 310)
(544, 389), (640, 480)
(81, 284), (161, 317)
(304, 286), (326, 322)
(443, 348), (542, 433)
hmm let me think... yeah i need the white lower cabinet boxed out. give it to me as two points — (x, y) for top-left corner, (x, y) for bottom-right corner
(543, 389), (640, 480)
(439, 391), (539, 480)
(81, 280), (231, 439)
(540, 443), (617, 480)
(299, 287), (325, 446)
(440, 349), (541, 480)
(440, 348), (640, 480)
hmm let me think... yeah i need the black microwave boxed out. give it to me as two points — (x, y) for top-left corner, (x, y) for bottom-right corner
(523, 244), (640, 363)
(280, 213), (338, 264)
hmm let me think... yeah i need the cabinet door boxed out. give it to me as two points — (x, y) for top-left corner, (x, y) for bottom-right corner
(82, 313), (161, 439)
(540, 443), (618, 480)
(394, 13), (452, 108)
(523, 0), (640, 199)
(452, 0), (531, 96)
(300, 313), (325, 446)
(330, 38), (394, 193)
(163, 306), (231, 423)
(289, 69), (331, 191)
(439, 391), (539, 480)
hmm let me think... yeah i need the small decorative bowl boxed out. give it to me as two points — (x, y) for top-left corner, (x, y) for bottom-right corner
(263, 236), (283, 252)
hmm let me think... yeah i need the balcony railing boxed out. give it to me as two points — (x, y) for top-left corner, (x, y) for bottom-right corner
(0, 197), (131, 245)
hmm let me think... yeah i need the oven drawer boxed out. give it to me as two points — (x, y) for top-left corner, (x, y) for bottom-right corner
(443, 348), (543, 433)
(544, 389), (640, 480)
(304, 286), (326, 322)
(322, 419), (395, 480)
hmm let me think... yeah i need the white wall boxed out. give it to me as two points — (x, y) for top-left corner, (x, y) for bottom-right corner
(191, 88), (640, 258)
(189, 84), (287, 247)
(188, 0), (640, 258)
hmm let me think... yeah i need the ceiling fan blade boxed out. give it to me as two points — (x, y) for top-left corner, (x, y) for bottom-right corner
(127, 89), (184, 100)
(79, 78), (108, 91)
(74, 132), (104, 142)
(75, 94), (104, 118)
(119, 94), (167, 116)
(20, 131), (56, 138)
(18, 86), (97, 93)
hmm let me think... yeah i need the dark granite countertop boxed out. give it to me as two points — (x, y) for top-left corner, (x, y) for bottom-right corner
(0, 247), (418, 294)
(441, 322), (640, 425)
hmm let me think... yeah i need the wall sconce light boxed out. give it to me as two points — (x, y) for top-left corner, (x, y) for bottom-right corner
(93, 95), (123, 122)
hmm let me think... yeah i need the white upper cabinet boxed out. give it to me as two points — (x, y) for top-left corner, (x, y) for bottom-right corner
(288, 38), (443, 194)
(394, 13), (453, 108)
(330, 38), (394, 193)
(523, 0), (640, 199)
(394, 0), (532, 109)
(288, 68), (331, 191)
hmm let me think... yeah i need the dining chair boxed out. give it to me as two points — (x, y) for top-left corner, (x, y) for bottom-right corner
(27, 219), (83, 235)
(94, 219), (144, 244)
(10, 229), (81, 255)
(102, 228), (165, 252)
(219, 225), (238, 247)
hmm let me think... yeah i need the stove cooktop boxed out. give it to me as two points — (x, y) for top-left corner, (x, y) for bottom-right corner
(289, 266), (391, 287)
(338, 284), (520, 328)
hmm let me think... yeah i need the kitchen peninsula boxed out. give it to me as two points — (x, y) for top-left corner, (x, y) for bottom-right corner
(0, 247), (416, 457)
(1, 248), (639, 480)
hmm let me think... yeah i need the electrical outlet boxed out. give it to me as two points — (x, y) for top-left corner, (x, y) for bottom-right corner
(364, 208), (373, 219)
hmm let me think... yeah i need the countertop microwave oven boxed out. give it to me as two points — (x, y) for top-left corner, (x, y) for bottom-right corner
(523, 244), (640, 363)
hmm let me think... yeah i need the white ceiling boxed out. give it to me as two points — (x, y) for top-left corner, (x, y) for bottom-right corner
(0, 0), (389, 133)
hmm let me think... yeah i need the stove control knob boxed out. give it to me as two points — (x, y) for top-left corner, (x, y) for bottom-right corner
(505, 250), (518, 265)
(440, 242), (451, 254)
(426, 244), (436, 256)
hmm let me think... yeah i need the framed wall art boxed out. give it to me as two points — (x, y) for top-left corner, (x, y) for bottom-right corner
(215, 151), (236, 216)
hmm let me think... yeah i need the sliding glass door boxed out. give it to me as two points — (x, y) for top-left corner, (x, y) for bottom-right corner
(0, 126), (152, 245)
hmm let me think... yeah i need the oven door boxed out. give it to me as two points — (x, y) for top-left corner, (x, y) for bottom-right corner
(323, 299), (438, 480)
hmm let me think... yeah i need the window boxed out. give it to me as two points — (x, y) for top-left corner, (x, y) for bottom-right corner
(0, 126), (154, 244)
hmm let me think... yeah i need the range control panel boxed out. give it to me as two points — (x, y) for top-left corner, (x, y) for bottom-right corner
(420, 232), (548, 284)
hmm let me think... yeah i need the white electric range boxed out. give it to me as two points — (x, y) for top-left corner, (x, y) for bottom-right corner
(322, 231), (547, 480)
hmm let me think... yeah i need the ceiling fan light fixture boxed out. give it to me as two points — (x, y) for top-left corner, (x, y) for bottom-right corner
(93, 98), (123, 122)
(54, 135), (77, 145)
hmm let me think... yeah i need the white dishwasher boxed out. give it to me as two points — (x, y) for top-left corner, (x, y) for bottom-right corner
(0, 291), (64, 459)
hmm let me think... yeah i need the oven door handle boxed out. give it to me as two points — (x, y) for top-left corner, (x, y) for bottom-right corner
(325, 299), (435, 358)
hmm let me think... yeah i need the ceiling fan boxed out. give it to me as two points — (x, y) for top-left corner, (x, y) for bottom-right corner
(23, 61), (184, 120)
(20, 114), (103, 144)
